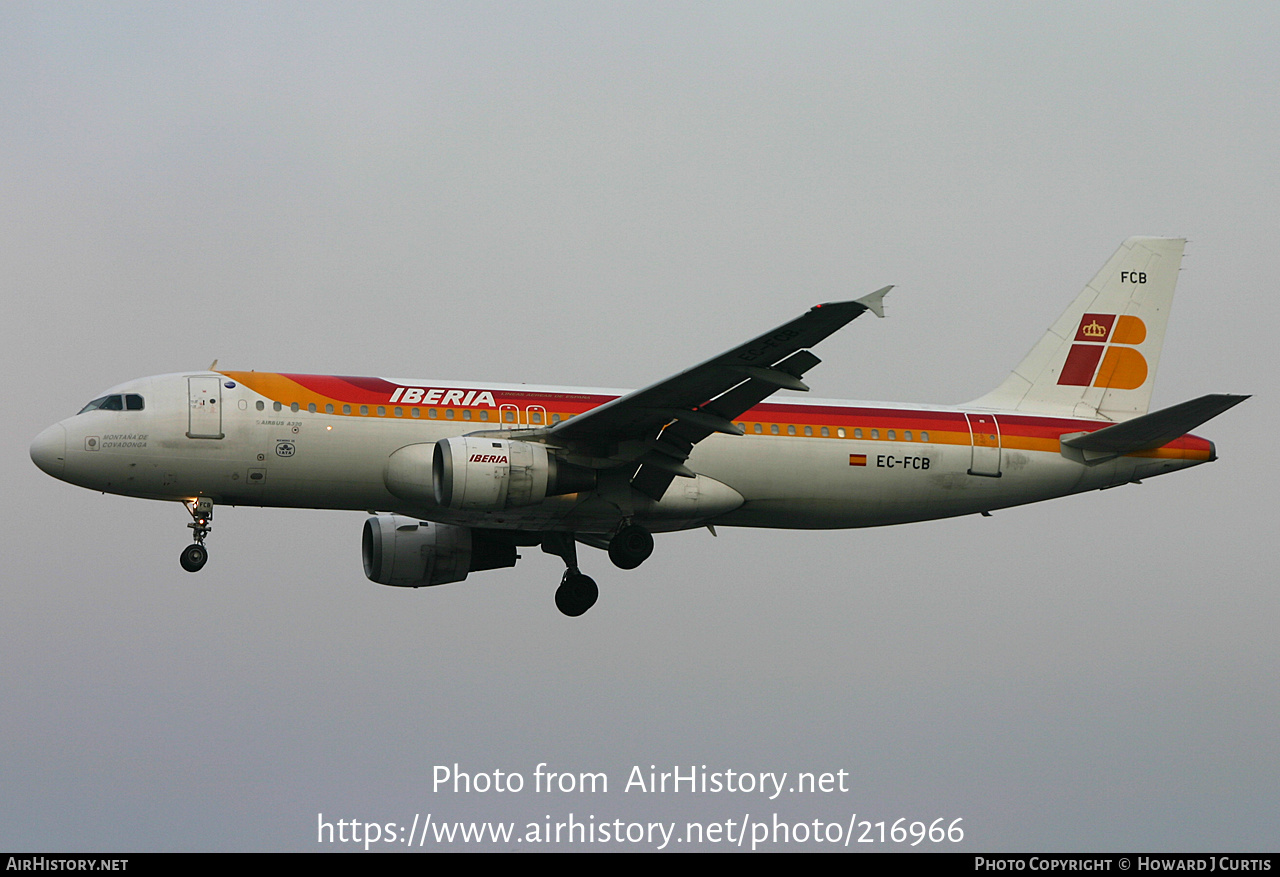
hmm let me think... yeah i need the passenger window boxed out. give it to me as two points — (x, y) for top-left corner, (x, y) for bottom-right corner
(888, 430), (896, 440)
(753, 423), (763, 434)
(411, 408), (420, 418)
(273, 402), (282, 412)
(821, 426), (830, 437)
(787, 425), (796, 435)
(308, 403), (317, 413)
(504, 410), (515, 423)
(904, 430), (913, 441)
(360, 405), (369, 416)
(871, 429), (879, 439)
(256, 400), (264, 411)
(428, 408), (437, 418)
(290, 402), (300, 413)
(551, 413), (561, 424)
(394, 407), (403, 417)
(804, 425), (812, 436)
(446, 410), (455, 419)
(854, 428), (863, 439)
(921, 431), (929, 442)
(325, 404), (334, 414)
(770, 424), (779, 435)
(837, 428), (846, 438)
(462, 410), (472, 420)
(377, 406), (386, 416)
(530, 411), (542, 424)
(481, 411), (491, 422)
(342, 405), (351, 415)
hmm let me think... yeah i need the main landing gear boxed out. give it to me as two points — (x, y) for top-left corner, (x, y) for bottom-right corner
(607, 523), (654, 570)
(543, 524), (655, 617)
(543, 533), (598, 617)
(180, 498), (213, 572)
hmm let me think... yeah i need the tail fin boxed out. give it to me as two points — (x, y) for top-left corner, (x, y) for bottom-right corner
(968, 237), (1186, 421)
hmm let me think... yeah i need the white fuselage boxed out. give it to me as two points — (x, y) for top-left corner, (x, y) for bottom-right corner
(30, 371), (1214, 536)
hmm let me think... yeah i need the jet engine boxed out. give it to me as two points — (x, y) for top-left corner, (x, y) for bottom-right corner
(427, 437), (595, 511)
(361, 515), (516, 587)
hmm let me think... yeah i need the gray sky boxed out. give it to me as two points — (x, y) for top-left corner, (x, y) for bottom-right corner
(2, 1), (1276, 851)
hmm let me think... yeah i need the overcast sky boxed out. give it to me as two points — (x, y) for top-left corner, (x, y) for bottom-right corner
(2, 2), (1276, 851)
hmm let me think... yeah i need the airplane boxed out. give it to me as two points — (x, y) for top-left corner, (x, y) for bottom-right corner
(30, 237), (1246, 616)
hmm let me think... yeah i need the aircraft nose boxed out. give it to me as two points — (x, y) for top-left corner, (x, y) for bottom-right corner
(30, 423), (67, 477)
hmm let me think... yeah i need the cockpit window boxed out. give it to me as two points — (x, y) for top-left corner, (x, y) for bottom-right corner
(78, 396), (110, 414)
(78, 394), (144, 414)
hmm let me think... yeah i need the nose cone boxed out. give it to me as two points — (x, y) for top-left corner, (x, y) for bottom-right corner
(30, 423), (67, 478)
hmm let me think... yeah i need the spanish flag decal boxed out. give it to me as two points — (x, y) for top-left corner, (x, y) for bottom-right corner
(849, 454), (867, 467)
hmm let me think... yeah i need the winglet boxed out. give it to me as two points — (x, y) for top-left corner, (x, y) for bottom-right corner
(854, 285), (893, 318)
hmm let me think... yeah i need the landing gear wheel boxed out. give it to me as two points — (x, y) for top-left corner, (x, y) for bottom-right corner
(608, 524), (654, 570)
(180, 543), (208, 573)
(555, 572), (598, 617)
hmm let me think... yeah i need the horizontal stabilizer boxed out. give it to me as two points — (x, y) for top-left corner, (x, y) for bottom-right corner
(1061, 394), (1248, 460)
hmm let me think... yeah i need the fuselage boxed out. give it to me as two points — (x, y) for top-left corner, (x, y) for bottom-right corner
(30, 370), (1215, 535)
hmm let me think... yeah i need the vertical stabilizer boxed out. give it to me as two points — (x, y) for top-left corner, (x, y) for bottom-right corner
(967, 237), (1185, 421)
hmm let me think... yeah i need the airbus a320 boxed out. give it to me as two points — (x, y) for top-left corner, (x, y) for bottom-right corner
(31, 238), (1245, 615)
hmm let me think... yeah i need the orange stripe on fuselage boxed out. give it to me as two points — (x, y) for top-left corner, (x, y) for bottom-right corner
(217, 372), (1213, 460)
(221, 372), (350, 410)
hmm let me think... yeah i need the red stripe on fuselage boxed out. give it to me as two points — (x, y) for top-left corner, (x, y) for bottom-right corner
(244, 374), (1211, 455)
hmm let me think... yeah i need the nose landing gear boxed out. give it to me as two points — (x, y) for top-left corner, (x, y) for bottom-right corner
(180, 543), (208, 572)
(180, 498), (213, 572)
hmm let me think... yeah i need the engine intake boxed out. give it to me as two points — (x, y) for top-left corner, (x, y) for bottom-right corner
(361, 516), (516, 587)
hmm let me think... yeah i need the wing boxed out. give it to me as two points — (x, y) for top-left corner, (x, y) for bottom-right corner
(542, 287), (892, 499)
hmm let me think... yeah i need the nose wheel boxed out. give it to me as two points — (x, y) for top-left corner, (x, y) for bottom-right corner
(180, 543), (208, 572)
(181, 498), (213, 572)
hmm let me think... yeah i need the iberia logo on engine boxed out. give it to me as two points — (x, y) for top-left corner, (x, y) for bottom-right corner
(469, 454), (508, 464)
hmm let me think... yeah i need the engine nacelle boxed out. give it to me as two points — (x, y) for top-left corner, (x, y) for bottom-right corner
(433, 437), (549, 510)
(361, 515), (516, 587)
(426, 436), (595, 511)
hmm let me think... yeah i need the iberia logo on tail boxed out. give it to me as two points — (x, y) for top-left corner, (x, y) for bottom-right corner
(1058, 313), (1148, 389)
